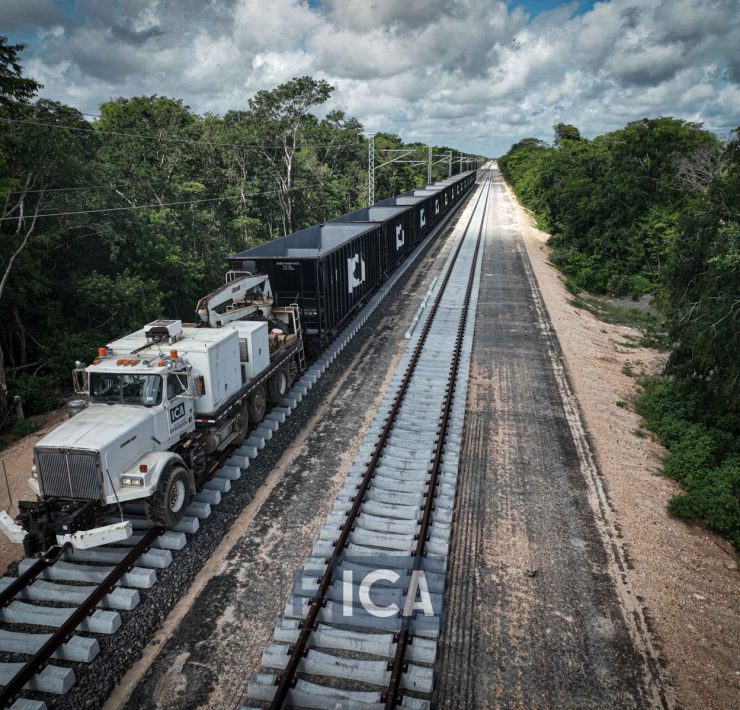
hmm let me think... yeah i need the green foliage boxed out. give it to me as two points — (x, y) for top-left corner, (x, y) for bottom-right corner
(553, 123), (581, 145)
(636, 376), (739, 546)
(11, 418), (40, 438)
(6, 374), (63, 416)
(0, 37), (41, 109)
(663, 132), (740, 410)
(499, 118), (718, 297)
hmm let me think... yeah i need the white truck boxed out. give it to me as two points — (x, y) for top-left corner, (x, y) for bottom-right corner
(0, 273), (305, 556)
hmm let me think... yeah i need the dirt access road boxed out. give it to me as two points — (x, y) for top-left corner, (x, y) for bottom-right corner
(435, 170), (668, 708)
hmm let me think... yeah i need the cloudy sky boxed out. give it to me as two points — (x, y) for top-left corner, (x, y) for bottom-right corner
(2, 0), (738, 156)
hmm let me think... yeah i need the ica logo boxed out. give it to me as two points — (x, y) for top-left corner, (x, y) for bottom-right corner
(341, 568), (434, 619)
(395, 224), (405, 250)
(347, 254), (366, 293)
(169, 402), (186, 424)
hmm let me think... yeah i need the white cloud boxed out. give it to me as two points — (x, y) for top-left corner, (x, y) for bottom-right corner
(6, 0), (739, 155)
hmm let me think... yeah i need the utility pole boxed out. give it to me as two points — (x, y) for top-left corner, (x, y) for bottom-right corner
(427, 146), (432, 185)
(367, 133), (375, 206)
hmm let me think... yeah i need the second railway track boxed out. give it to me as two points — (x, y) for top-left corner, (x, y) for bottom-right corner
(247, 169), (492, 709)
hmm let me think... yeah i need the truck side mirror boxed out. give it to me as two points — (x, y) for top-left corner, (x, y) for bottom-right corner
(194, 375), (206, 397)
(72, 364), (89, 396)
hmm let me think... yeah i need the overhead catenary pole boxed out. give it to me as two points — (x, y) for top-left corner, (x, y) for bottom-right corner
(367, 133), (375, 206)
(427, 146), (432, 185)
(448, 152), (452, 178)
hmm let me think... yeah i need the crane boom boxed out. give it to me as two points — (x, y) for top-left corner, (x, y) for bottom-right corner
(195, 272), (274, 328)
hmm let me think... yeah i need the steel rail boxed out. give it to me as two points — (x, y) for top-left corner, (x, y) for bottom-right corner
(0, 543), (70, 608)
(384, 173), (491, 709)
(0, 525), (163, 707)
(268, 172), (491, 709)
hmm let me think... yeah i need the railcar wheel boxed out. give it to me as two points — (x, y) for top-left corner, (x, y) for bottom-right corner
(249, 385), (267, 424)
(268, 367), (289, 404)
(146, 465), (190, 527)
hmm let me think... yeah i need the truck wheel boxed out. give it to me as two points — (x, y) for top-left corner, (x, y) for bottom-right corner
(249, 385), (267, 424)
(235, 402), (250, 443)
(146, 465), (190, 527)
(268, 367), (289, 404)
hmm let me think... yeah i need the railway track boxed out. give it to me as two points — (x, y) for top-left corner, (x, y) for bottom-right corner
(246, 170), (491, 709)
(0, 183), (475, 710)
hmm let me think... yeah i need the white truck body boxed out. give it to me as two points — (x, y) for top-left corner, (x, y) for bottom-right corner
(5, 299), (302, 553)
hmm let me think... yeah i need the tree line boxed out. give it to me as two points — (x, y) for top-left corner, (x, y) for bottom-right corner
(0, 38), (472, 432)
(499, 120), (739, 546)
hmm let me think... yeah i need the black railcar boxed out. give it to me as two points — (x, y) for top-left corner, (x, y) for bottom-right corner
(229, 171), (475, 351)
(329, 205), (414, 277)
(229, 222), (383, 351)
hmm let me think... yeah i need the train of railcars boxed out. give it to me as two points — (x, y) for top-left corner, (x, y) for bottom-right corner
(228, 170), (476, 353)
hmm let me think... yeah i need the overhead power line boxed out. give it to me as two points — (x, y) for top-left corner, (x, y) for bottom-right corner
(0, 186), (309, 221)
(0, 116), (365, 151)
(2, 172), (284, 196)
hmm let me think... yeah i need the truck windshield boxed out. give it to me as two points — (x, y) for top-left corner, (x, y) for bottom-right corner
(90, 373), (163, 406)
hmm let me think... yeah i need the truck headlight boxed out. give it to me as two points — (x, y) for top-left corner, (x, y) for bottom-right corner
(31, 465), (38, 479)
(121, 475), (144, 487)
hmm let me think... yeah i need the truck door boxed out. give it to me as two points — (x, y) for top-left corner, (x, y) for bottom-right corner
(165, 372), (194, 444)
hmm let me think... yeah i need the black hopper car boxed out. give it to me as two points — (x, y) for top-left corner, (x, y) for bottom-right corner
(228, 171), (476, 354)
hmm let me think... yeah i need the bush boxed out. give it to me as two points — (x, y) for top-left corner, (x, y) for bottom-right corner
(10, 418), (40, 439)
(6, 374), (64, 417)
(668, 458), (740, 548)
(637, 376), (740, 547)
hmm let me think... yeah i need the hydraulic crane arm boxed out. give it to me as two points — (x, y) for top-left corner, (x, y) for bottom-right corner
(195, 273), (274, 328)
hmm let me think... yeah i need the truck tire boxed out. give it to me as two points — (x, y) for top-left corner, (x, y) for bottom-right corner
(235, 402), (250, 443)
(145, 465), (190, 527)
(249, 384), (267, 424)
(268, 366), (289, 404)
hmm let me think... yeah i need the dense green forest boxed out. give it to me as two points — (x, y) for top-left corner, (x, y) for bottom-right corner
(499, 120), (739, 546)
(0, 39), (471, 432)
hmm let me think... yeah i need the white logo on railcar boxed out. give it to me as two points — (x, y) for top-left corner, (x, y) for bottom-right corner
(435, 199), (440, 215)
(420, 208), (426, 228)
(395, 224), (405, 250)
(347, 254), (366, 293)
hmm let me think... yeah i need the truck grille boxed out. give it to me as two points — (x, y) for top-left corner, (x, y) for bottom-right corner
(36, 449), (102, 500)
